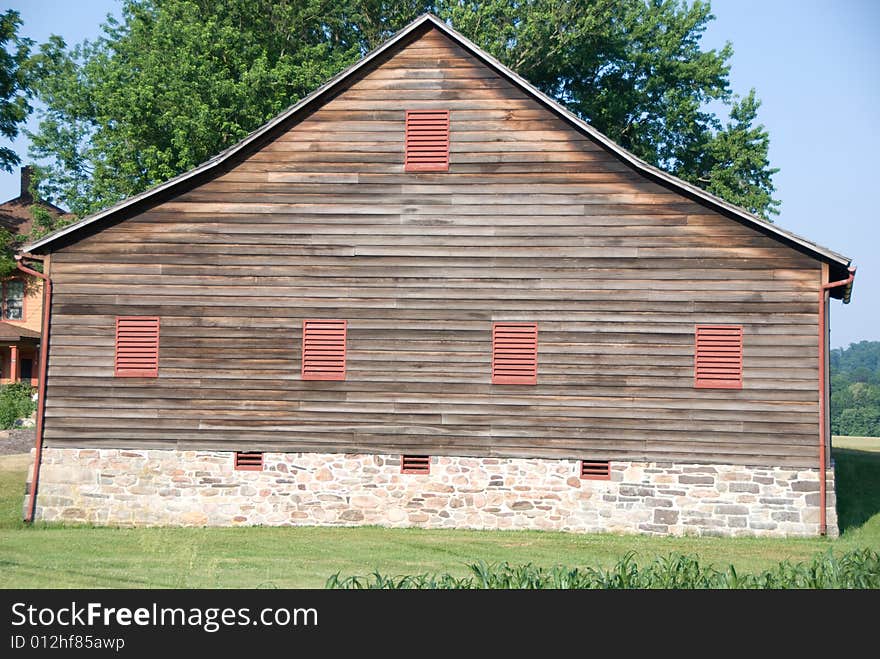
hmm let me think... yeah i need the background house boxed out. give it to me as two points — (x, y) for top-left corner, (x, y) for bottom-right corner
(0, 166), (66, 386)
(21, 15), (853, 537)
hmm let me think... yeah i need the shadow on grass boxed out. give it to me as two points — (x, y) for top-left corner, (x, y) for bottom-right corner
(834, 448), (880, 533)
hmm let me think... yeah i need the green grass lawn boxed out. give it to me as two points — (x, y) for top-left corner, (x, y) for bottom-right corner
(0, 439), (877, 588)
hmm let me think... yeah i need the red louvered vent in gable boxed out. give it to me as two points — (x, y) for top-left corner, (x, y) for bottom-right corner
(694, 325), (743, 389)
(580, 460), (611, 481)
(234, 451), (263, 471)
(492, 322), (538, 385)
(115, 316), (160, 377)
(401, 455), (430, 474)
(405, 110), (449, 172)
(302, 319), (347, 381)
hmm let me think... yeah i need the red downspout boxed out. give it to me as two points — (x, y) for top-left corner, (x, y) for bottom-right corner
(16, 255), (51, 524)
(818, 265), (856, 536)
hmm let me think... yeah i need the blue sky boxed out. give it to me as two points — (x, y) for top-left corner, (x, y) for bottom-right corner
(1, 0), (877, 348)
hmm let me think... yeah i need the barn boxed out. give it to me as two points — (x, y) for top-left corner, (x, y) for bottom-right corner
(20, 15), (854, 536)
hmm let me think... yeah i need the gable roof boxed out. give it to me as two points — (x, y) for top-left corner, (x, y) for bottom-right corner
(24, 13), (854, 298)
(1, 166), (68, 237)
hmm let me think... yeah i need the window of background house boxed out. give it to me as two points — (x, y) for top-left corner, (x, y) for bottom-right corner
(3, 280), (24, 321)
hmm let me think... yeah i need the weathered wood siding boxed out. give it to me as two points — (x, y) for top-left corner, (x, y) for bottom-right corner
(42, 27), (823, 468)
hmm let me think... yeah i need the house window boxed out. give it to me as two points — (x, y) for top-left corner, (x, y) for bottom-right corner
(302, 319), (347, 381)
(580, 460), (611, 480)
(115, 316), (160, 377)
(694, 325), (743, 389)
(492, 322), (538, 385)
(2, 280), (24, 321)
(404, 110), (449, 172)
(234, 451), (264, 471)
(401, 455), (430, 474)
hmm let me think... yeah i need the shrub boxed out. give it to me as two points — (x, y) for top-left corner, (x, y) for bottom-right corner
(0, 382), (37, 429)
(326, 549), (880, 589)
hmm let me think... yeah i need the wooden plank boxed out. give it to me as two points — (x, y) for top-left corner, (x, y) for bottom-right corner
(38, 27), (827, 469)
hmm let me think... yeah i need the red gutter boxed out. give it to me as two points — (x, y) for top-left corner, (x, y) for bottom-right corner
(16, 255), (51, 524)
(818, 265), (856, 536)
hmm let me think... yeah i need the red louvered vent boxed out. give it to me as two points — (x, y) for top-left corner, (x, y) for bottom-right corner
(401, 455), (430, 474)
(302, 319), (347, 381)
(492, 322), (538, 385)
(234, 451), (264, 471)
(115, 316), (160, 377)
(694, 325), (743, 389)
(405, 110), (449, 172)
(580, 460), (611, 480)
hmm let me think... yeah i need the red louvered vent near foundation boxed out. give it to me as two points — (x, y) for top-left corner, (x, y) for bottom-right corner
(492, 322), (538, 385)
(234, 451), (263, 471)
(694, 325), (743, 389)
(302, 319), (347, 381)
(405, 110), (449, 172)
(580, 460), (611, 480)
(401, 455), (430, 474)
(115, 316), (160, 377)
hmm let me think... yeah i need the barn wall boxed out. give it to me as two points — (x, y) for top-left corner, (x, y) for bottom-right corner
(42, 27), (823, 469)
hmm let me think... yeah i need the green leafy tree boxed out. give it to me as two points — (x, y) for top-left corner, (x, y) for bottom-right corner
(831, 341), (880, 380)
(0, 382), (36, 429)
(0, 10), (33, 172)
(0, 227), (16, 278)
(693, 90), (779, 216)
(830, 341), (880, 437)
(0, 12), (69, 278)
(28, 0), (780, 218)
(28, 0), (379, 215)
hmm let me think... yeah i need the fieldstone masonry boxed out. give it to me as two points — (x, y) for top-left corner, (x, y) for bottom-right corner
(28, 448), (838, 537)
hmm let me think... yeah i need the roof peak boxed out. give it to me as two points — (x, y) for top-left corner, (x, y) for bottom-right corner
(23, 10), (853, 289)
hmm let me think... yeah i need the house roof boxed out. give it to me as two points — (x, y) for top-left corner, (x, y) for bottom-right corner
(0, 322), (40, 342)
(1, 167), (68, 237)
(23, 13), (854, 298)
(0, 199), (39, 237)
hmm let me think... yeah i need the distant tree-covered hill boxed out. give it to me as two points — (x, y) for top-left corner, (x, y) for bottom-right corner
(831, 341), (880, 437)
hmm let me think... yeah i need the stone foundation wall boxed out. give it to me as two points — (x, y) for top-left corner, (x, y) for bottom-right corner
(28, 448), (838, 537)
